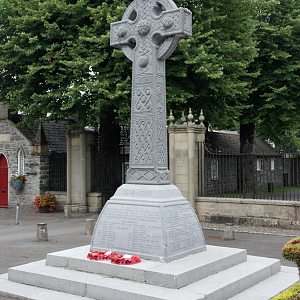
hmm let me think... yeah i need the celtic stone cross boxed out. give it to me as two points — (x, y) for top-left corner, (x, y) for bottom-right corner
(111, 0), (192, 185)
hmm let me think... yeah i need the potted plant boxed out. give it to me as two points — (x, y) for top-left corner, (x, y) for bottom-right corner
(34, 193), (57, 213)
(282, 237), (300, 275)
(9, 174), (25, 190)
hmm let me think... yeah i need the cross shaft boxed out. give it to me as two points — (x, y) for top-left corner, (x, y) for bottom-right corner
(110, 0), (192, 184)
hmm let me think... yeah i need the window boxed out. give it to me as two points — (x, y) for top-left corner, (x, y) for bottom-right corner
(257, 159), (263, 171)
(211, 159), (218, 180)
(18, 148), (24, 175)
(271, 158), (275, 171)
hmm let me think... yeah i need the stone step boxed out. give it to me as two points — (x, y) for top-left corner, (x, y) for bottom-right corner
(1, 266), (298, 300)
(46, 244), (247, 289)
(180, 255), (281, 300)
(5, 249), (284, 300)
(7, 260), (204, 300)
(228, 266), (299, 300)
(0, 273), (94, 300)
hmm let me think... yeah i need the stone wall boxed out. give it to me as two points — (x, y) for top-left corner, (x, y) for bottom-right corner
(0, 120), (43, 208)
(196, 197), (300, 229)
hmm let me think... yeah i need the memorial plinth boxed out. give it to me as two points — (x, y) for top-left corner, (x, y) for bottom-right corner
(91, 0), (206, 262)
(91, 184), (206, 262)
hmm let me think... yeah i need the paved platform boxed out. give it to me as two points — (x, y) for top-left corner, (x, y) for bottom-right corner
(0, 244), (298, 300)
(0, 208), (299, 299)
(46, 245), (247, 288)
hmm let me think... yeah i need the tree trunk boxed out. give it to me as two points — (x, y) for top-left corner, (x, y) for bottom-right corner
(97, 106), (122, 201)
(99, 106), (120, 146)
(239, 121), (256, 198)
(239, 122), (255, 153)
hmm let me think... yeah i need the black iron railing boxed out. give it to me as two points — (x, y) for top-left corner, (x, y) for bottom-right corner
(197, 142), (300, 201)
(49, 152), (67, 191)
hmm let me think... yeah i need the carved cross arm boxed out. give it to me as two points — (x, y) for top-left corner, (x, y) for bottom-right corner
(110, 19), (135, 49)
(154, 7), (192, 60)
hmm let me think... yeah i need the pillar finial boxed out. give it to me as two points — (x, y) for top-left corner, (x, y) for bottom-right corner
(199, 109), (205, 127)
(188, 108), (193, 124)
(169, 110), (175, 125)
(180, 111), (186, 123)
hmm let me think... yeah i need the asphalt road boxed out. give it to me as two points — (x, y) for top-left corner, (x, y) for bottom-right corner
(0, 211), (94, 275)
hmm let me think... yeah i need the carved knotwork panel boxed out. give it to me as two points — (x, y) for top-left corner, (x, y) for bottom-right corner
(135, 87), (152, 112)
(157, 118), (166, 165)
(131, 117), (153, 166)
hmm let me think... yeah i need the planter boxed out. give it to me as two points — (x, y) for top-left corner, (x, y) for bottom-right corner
(9, 175), (25, 190)
(282, 237), (300, 275)
(34, 194), (57, 212)
(38, 206), (50, 213)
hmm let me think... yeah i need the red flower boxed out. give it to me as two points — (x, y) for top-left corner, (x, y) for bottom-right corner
(290, 240), (300, 245)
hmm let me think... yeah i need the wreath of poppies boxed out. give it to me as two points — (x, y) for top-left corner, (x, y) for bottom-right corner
(282, 237), (300, 274)
(87, 250), (141, 265)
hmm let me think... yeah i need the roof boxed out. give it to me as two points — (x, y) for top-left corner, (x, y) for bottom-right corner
(10, 116), (68, 153)
(205, 131), (279, 154)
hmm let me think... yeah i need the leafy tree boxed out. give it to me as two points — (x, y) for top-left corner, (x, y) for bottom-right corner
(0, 0), (132, 129)
(240, 0), (300, 149)
(167, 0), (258, 129)
(0, 0), (258, 132)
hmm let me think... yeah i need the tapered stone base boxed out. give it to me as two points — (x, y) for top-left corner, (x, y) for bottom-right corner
(90, 184), (206, 262)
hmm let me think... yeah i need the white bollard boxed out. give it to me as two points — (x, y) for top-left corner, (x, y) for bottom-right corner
(64, 205), (71, 218)
(85, 219), (95, 235)
(222, 223), (235, 240)
(15, 203), (19, 225)
(37, 223), (48, 242)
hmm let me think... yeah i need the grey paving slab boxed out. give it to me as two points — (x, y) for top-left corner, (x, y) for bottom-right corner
(181, 255), (280, 300)
(228, 266), (299, 300)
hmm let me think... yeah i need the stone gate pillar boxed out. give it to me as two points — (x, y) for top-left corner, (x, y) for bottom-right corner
(79, 132), (87, 214)
(197, 111), (206, 197)
(167, 109), (206, 207)
(65, 130), (72, 217)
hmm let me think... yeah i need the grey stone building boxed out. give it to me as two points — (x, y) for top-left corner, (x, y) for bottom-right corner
(0, 103), (67, 209)
(203, 130), (284, 197)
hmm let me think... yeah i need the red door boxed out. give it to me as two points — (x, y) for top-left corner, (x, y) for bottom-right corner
(0, 155), (8, 207)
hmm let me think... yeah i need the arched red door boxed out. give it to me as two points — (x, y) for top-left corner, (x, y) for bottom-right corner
(0, 155), (8, 207)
